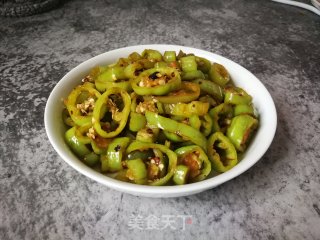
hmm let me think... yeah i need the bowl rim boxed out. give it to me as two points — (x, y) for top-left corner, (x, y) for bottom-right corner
(44, 44), (277, 196)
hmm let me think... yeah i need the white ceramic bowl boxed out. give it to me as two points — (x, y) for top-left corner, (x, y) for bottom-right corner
(44, 44), (277, 198)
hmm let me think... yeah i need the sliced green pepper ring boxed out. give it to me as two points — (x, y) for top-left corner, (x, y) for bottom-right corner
(224, 86), (252, 105)
(209, 103), (233, 133)
(126, 141), (177, 186)
(226, 114), (258, 152)
(207, 132), (237, 173)
(131, 67), (181, 96)
(163, 101), (209, 117)
(93, 87), (131, 138)
(65, 82), (101, 126)
(175, 145), (211, 182)
(153, 81), (200, 104)
(209, 62), (231, 86)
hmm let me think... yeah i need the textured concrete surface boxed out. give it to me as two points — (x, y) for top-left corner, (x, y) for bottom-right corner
(1, 0), (320, 239)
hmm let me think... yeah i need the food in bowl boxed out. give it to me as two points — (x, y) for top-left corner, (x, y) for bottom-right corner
(62, 49), (259, 186)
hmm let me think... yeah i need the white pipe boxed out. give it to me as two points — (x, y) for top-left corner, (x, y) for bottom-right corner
(271, 0), (320, 16)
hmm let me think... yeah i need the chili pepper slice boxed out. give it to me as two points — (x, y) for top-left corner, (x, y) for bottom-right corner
(209, 63), (231, 86)
(131, 67), (181, 96)
(163, 101), (209, 117)
(141, 49), (163, 62)
(126, 158), (148, 184)
(209, 103), (233, 133)
(163, 51), (176, 62)
(226, 114), (258, 152)
(173, 165), (189, 185)
(153, 81), (200, 104)
(136, 127), (159, 143)
(224, 86), (252, 105)
(233, 104), (255, 116)
(181, 70), (205, 80)
(195, 56), (211, 73)
(207, 132), (237, 173)
(65, 82), (101, 126)
(145, 111), (207, 151)
(200, 114), (213, 137)
(126, 141), (177, 186)
(65, 127), (99, 166)
(101, 137), (130, 172)
(192, 79), (224, 102)
(175, 145), (211, 182)
(93, 87), (131, 138)
(95, 79), (132, 93)
(129, 112), (147, 132)
(180, 55), (197, 72)
(96, 66), (127, 82)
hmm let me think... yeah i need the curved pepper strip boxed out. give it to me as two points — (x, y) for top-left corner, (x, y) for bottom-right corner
(175, 145), (211, 182)
(65, 127), (99, 166)
(129, 112), (147, 132)
(181, 70), (205, 80)
(126, 158), (148, 184)
(207, 132), (237, 173)
(131, 67), (181, 96)
(126, 141), (177, 186)
(209, 103), (233, 133)
(153, 81), (200, 104)
(141, 49), (163, 62)
(93, 87), (131, 138)
(173, 165), (189, 185)
(224, 86), (252, 105)
(101, 137), (130, 172)
(163, 101), (209, 117)
(200, 114), (213, 137)
(145, 111), (207, 151)
(62, 108), (75, 127)
(96, 66), (127, 82)
(95, 80), (132, 93)
(226, 114), (258, 152)
(65, 83), (101, 126)
(192, 79), (224, 102)
(209, 63), (230, 86)
(195, 56), (211, 73)
(234, 104), (255, 116)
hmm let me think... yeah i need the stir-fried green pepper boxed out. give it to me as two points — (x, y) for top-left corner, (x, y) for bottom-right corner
(175, 145), (211, 182)
(153, 82), (200, 104)
(93, 87), (131, 138)
(145, 111), (207, 151)
(131, 67), (181, 96)
(126, 141), (177, 186)
(101, 137), (130, 172)
(163, 101), (209, 117)
(226, 115), (258, 152)
(209, 63), (230, 86)
(209, 103), (233, 133)
(207, 132), (237, 173)
(192, 79), (224, 102)
(224, 86), (252, 105)
(65, 82), (101, 126)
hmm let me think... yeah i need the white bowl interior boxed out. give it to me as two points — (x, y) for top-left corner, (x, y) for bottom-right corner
(44, 45), (277, 198)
